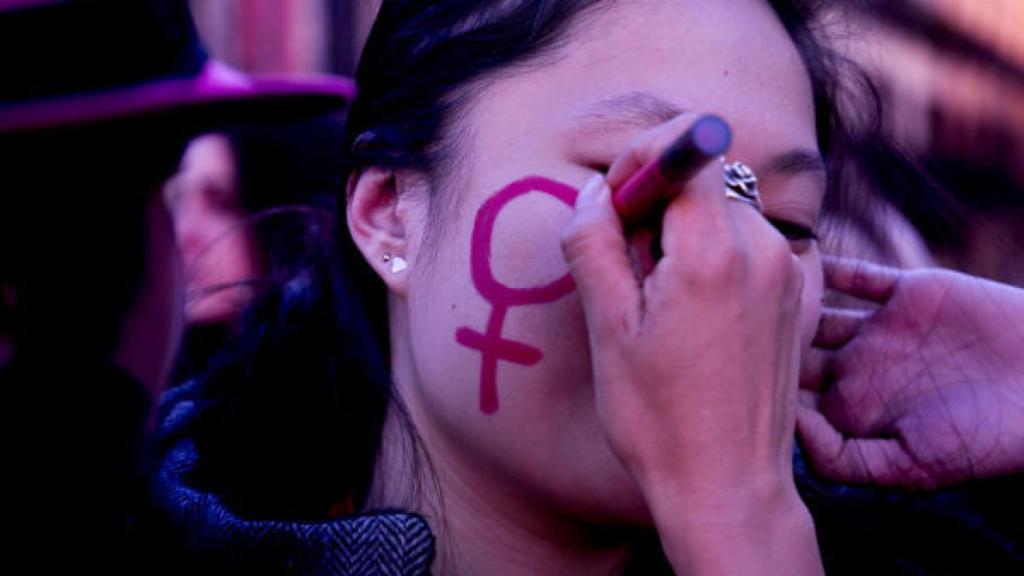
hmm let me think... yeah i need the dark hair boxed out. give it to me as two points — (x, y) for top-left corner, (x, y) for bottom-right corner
(180, 116), (349, 300)
(225, 116), (348, 214)
(346, 0), (608, 174)
(169, 117), (349, 382)
(227, 116), (351, 301)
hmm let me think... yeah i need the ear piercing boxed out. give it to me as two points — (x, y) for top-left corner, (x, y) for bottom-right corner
(383, 254), (407, 274)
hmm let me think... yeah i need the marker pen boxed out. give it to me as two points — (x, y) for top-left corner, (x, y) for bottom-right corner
(612, 114), (732, 226)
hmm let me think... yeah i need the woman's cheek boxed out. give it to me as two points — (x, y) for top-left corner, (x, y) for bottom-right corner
(449, 176), (584, 415)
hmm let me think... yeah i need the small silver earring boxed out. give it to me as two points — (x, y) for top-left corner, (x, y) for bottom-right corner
(383, 254), (407, 274)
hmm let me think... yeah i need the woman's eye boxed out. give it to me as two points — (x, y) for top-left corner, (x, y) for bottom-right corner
(766, 217), (819, 250)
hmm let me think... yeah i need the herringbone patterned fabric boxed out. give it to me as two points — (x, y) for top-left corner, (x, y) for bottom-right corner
(153, 384), (435, 575)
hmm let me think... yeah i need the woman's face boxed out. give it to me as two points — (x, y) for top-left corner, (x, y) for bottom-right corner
(391, 0), (825, 525)
(164, 133), (260, 325)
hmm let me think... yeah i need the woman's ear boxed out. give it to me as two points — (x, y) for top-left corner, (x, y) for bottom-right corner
(346, 167), (416, 297)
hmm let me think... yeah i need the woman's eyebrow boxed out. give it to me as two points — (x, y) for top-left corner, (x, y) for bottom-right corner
(572, 91), (687, 134)
(572, 93), (825, 183)
(761, 149), (826, 180)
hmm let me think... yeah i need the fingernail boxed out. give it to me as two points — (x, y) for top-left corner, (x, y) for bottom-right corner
(577, 174), (605, 209)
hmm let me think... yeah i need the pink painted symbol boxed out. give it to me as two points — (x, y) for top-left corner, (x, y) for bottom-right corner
(456, 176), (579, 414)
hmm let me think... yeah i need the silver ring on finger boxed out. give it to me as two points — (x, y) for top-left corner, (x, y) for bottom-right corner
(723, 161), (764, 213)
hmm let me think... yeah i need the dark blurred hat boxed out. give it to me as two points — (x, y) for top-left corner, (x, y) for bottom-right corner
(0, 0), (355, 133)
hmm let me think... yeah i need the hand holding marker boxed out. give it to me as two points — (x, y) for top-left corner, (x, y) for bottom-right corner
(612, 114), (732, 225)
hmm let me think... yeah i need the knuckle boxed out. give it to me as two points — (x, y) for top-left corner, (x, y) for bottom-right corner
(748, 234), (794, 291)
(562, 218), (621, 276)
(822, 386), (871, 436)
(850, 262), (874, 293)
(595, 308), (640, 345)
(814, 445), (847, 478)
(561, 218), (597, 261)
(694, 241), (748, 287)
(764, 233), (794, 273)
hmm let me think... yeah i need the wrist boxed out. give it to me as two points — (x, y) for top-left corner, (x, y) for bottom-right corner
(647, 479), (822, 575)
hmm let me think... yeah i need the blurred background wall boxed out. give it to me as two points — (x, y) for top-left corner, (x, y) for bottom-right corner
(188, 0), (369, 74)
(188, 0), (1024, 284)
(841, 0), (1024, 284)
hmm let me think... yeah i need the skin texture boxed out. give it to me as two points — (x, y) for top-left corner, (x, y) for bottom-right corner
(350, 0), (827, 573)
(799, 256), (1024, 490)
(163, 133), (260, 325)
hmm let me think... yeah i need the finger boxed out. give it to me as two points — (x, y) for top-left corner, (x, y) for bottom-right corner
(818, 374), (899, 438)
(796, 405), (927, 488)
(709, 188), (797, 290)
(605, 114), (697, 190)
(784, 253), (806, 421)
(658, 158), (733, 260)
(823, 255), (901, 303)
(563, 174), (643, 340)
(798, 389), (820, 410)
(721, 196), (806, 420)
(800, 347), (836, 391)
(814, 307), (869, 350)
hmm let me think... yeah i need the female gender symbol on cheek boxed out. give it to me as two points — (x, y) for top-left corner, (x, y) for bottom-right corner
(455, 176), (578, 414)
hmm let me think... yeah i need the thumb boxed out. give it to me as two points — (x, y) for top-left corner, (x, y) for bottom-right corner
(562, 174), (642, 341)
(796, 404), (930, 489)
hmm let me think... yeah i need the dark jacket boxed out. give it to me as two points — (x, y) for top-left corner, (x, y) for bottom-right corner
(9, 361), (153, 572)
(152, 380), (435, 575)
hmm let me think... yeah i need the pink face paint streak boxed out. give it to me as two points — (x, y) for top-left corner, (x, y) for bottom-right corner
(455, 176), (579, 414)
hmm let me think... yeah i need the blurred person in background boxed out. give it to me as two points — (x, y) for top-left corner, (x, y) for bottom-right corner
(164, 117), (347, 382)
(0, 0), (351, 569)
(171, 132), (259, 326)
